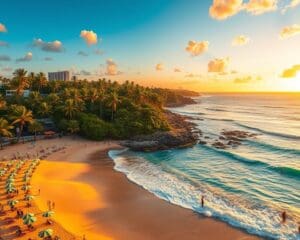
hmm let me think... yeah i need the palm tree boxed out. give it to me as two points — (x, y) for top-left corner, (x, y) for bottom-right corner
(0, 118), (13, 149)
(27, 72), (36, 91)
(63, 99), (79, 120)
(29, 121), (44, 141)
(108, 91), (120, 121)
(37, 102), (51, 117)
(11, 106), (34, 142)
(12, 69), (28, 95)
(36, 72), (48, 92)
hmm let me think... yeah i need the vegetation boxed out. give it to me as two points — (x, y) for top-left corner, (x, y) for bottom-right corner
(0, 68), (197, 144)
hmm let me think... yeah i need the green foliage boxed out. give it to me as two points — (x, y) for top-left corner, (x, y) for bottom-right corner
(1, 68), (194, 143)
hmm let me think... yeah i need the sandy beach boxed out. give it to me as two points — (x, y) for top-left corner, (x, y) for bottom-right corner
(0, 137), (261, 240)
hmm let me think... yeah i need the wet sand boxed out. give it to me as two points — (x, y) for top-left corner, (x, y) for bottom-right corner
(28, 137), (261, 240)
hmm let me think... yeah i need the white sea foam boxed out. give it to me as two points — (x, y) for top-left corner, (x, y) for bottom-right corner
(108, 149), (299, 240)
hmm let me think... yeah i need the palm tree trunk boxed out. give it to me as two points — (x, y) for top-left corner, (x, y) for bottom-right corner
(0, 137), (3, 150)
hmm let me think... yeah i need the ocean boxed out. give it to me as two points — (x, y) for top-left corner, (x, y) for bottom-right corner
(109, 93), (300, 240)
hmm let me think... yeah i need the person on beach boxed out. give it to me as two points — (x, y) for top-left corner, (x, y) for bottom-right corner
(201, 196), (204, 208)
(38, 189), (41, 195)
(281, 211), (287, 223)
(52, 202), (55, 209)
(83, 234), (86, 240)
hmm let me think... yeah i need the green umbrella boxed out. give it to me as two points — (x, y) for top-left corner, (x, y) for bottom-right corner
(38, 229), (53, 238)
(42, 211), (55, 218)
(25, 195), (35, 201)
(7, 199), (19, 208)
(22, 185), (31, 191)
(22, 213), (37, 226)
(6, 186), (16, 194)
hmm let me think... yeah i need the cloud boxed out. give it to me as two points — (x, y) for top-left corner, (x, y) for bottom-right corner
(209, 0), (277, 20)
(208, 58), (229, 73)
(94, 49), (104, 55)
(16, 52), (33, 62)
(209, 0), (243, 20)
(80, 30), (98, 45)
(44, 57), (53, 61)
(185, 40), (209, 56)
(78, 51), (89, 56)
(0, 23), (7, 32)
(106, 59), (121, 76)
(1, 67), (12, 72)
(232, 35), (250, 46)
(280, 24), (300, 39)
(0, 41), (9, 47)
(244, 0), (277, 15)
(33, 38), (64, 52)
(282, 0), (300, 13)
(174, 67), (182, 72)
(155, 63), (164, 71)
(75, 70), (92, 76)
(0, 55), (11, 61)
(233, 75), (262, 83)
(280, 65), (300, 78)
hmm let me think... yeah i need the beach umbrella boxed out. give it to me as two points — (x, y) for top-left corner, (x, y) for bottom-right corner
(38, 229), (53, 238)
(25, 195), (35, 201)
(22, 185), (31, 191)
(42, 211), (55, 218)
(6, 186), (16, 194)
(22, 213), (37, 226)
(7, 199), (19, 209)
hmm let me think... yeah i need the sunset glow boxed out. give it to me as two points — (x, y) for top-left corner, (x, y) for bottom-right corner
(0, 0), (300, 92)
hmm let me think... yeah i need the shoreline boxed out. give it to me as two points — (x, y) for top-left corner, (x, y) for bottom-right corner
(1, 137), (261, 239)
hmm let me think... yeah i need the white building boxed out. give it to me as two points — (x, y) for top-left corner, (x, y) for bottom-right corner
(48, 71), (70, 81)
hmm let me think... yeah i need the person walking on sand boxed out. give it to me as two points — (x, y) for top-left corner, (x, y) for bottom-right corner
(52, 202), (55, 210)
(201, 195), (204, 208)
(281, 211), (287, 223)
(83, 234), (86, 240)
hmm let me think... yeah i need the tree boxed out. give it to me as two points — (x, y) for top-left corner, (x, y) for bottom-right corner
(37, 102), (51, 117)
(108, 91), (120, 121)
(63, 99), (79, 120)
(67, 120), (79, 134)
(36, 72), (47, 92)
(11, 106), (34, 142)
(0, 118), (13, 149)
(12, 69), (28, 95)
(29, 121), (44, 141)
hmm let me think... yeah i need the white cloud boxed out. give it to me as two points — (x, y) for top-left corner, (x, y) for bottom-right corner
(33, 38), (64, 52)
(232, 35), (250, 46)
(280, 24), (300, 39)
(106, 59), (121, 75)
(16, 52), (33, 62)
(282, 0), (300, 13)
(80, 30), (98, 45)
(244, 0), (277, 15)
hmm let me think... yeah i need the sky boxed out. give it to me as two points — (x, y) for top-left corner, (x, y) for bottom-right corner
(0, 0), (300, 92)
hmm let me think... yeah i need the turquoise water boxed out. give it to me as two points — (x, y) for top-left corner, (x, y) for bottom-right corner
(109, 93), (300, 240)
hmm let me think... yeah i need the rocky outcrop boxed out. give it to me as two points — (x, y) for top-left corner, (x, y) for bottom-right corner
(121, 110), (200, 151)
